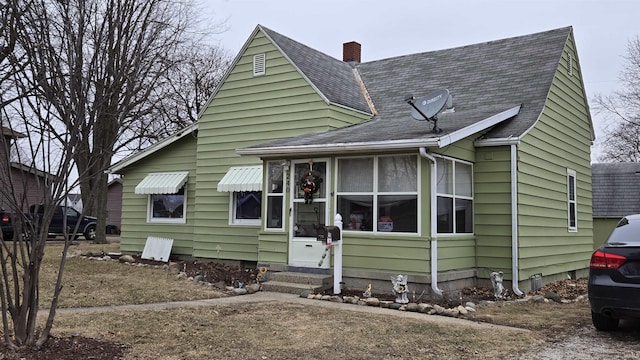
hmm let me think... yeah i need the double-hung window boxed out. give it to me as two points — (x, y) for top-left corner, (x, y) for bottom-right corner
(436, 157), (473, 234)
(336, 155), (418, 233)
(567, 169), (577, 231)
(265, 161), (285, 230)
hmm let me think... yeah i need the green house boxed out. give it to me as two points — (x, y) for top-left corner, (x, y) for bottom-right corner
(108, 25), (594, 296)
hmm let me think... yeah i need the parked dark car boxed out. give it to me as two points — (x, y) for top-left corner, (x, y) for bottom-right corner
(29, 205), (97, 241)
(588, 214), (640, 331)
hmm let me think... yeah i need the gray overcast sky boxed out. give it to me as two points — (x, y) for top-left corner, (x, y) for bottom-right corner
(204, 0), (640, 160)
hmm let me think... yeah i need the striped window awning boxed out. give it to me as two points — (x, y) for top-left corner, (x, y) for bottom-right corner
(135, 172), (189, 194)
(217, 165), (263, 192)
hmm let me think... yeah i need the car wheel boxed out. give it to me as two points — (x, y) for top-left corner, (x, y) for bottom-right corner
(84, 225), (96, 241)
(591, 311), (619, 331)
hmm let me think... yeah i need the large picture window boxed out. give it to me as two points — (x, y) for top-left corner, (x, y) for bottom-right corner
(336, 155), (418, 233)
(149, 187), (186, 223)
(436, 157), (473, 234)
(567, 169), (577, 231)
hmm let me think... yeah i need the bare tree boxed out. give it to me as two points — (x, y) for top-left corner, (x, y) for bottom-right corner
(0, 1), (100, 349)
(15, 0), (228, 244)
(144, 45), (231, 143)
(594, 36), (640, 162)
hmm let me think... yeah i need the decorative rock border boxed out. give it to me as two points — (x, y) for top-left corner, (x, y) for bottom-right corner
(298, 290), (589, 319)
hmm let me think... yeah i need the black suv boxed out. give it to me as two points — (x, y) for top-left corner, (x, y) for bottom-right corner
(29, 205), (97, 240)
(588, 214), (640, 331)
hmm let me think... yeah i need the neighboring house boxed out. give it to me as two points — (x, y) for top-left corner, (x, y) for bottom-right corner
(0, 127), (51, 212)
(591, 162), (640, 248)
(106, 178), (123, 232)
(108, 25), (594, 296)
(64, 193), (83, 212)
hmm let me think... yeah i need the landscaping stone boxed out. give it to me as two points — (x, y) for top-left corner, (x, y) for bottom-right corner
(233, 288), (247, 295)
(246, 283), (260, 294)
(330, 296), (343, 303)
(118, 255), (135, 263)
(545, 292), (562, 303)
(300, 290), (313, 298)
(531, 295), (546, 303)
(405, 303), (419, 312)
(389, 303), (402, 310)
(364, 298), (380, 307)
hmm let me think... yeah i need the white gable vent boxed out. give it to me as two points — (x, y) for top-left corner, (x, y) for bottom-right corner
(253, 53), (266, 76)
(567, 53), (573, 76)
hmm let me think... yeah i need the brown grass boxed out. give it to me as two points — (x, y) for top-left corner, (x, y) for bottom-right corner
(4, 242), (597, 359)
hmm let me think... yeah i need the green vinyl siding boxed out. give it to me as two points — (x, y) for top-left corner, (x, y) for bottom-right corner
(193, 29), (369, 261)
(515, 33), (592, 281)
(593, 218), (618, 249)
(474, 146), (513, 276)
(119, 135), (197, 256)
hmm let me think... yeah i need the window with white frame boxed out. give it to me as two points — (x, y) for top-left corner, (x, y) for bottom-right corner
(149, 186), (186, 223)
(265, 161), (284, 229)
(567, 169), (577, 231)
(436, 157), (473, 234)
(231, 191), (261, 225)
(336, 155), (418, 233)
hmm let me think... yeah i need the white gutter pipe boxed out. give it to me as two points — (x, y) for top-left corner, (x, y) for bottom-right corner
(419, 147), (443, 296)
(510, 144), (524, 296)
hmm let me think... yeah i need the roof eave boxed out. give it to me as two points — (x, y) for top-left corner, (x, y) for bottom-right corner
(107, 123), (198, 174)
(237, 138), (440, 158)
(439, 105), (521, 147)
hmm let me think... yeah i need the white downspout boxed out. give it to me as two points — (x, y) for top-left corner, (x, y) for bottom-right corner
(419, 147), (443, 296)
(511, 144), (524, 296)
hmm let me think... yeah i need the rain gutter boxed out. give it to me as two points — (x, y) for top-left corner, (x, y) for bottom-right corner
(419, 147), (443, 296)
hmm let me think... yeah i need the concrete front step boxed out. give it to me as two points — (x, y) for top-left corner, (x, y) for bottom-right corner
(262, 272), (333, 295)
(269, 271), (333, 286)
(261, 281), (325, 295)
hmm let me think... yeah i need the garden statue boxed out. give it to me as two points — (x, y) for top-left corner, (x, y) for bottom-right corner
(391, 274), (409, 304)
(362, 283), (372, 298)
(490, 271), (505, 299)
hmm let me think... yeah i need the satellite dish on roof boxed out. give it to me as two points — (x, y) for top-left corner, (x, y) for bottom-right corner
(409, 89), (451, 120)
(404, 89), (452, 134)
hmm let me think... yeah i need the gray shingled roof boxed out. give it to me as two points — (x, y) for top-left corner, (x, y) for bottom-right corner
(261, 26), (372, 114)
(592, 163), (640, 217)
(241, 26), (573, 153)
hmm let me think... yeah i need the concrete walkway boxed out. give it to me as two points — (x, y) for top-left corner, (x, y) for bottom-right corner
(47, 291), (528, 332)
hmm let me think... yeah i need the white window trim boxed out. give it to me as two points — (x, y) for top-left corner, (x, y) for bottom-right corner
(335, 154), (420, 235)
(146, 186), (187, 224)
(228, 191), (262, 226)
(567, 168), (577, 232)
(435, 155), (474, 235)
(264, 161), (286, 231)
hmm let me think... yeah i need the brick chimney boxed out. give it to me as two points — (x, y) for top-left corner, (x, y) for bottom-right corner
(343, 41), (361, 63)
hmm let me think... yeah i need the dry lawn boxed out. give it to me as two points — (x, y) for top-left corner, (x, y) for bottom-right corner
(1, 242), (603, 359)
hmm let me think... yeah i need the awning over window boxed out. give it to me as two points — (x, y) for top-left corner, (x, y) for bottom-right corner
(135, 172), (189, 194)
(217, 165), (263, 192)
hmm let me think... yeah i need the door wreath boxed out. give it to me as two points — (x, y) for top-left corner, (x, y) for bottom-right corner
(300, 161), (322, 204)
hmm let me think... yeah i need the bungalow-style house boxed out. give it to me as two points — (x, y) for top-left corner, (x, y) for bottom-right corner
(591, 162), (640, 248)
(108, 25), (594, 296)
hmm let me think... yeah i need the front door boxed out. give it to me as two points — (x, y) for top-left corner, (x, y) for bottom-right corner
(289, 160), (330, 269)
